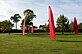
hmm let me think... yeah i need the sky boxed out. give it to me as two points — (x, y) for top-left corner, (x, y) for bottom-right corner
(0, 0), (82, 29)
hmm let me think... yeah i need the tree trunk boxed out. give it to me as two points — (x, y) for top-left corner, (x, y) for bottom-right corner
(62, 29), (64, 34)
(62, 25), (64, 35)
(9, 31), (10, 35)
(16, 23), (17, 30)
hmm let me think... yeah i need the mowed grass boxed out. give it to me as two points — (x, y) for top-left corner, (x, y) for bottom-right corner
(0, 33), (82, 54)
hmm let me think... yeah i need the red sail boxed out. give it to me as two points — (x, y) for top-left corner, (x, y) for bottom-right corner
(22, 17), (26, 35)
(74, 17), (78, 33)
(28, 27), (31, 33)
(48, 6), (56, 39)
(31, 25), (34, 33)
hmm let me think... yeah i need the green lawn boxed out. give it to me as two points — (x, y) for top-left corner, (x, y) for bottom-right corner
(0, 33), (82, 54)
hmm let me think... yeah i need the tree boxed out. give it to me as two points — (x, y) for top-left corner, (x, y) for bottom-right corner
(39, 25), (43, 29)
(78, 23), (82, 29)
(0, 20), (14, 32)
(0, 22), (3, 30)
(10, 14), (21, 30)
(56, 14), (69, 34)
(21, 9), (36, 32)
(69, 21), (74, 32)
(34, 26), (38, 30)
(39, 24), (49, 31)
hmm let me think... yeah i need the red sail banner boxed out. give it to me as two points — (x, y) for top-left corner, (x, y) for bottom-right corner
(22, 17), (26, 35)
(31, 25), (34, 33)
(28, 27), (31, 33)
(48, 6), (56, 39)
(74, 17), (78, 33)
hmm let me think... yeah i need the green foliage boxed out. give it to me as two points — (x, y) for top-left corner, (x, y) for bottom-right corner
(0, 22), (3, 29)
(39, 24), (49, 31)
(39, 25), (44, 29)
(56, 14), (69, 34)
(24, 9), (36, 21)
(10, 14), (21, 30)
(78, 23), (82, 29)
(21, 18), (33, 28)
(34, 26), (38, 29)
(10, 14), (21, 23)
(0, 20), (14, 31)
(69, 21), (74, 31)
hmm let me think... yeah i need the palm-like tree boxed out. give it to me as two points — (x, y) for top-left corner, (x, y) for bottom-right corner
(10, 14), (21, 30)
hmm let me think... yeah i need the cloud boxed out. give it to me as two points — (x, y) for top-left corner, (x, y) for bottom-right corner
(0, 0), (21, 29)
(0, 0), (20, 20)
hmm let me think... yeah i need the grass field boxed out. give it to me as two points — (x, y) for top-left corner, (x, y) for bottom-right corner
(0, 33), (82, 54)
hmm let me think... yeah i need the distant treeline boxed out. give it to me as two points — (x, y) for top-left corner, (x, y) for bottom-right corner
(0, 29), (82, 33)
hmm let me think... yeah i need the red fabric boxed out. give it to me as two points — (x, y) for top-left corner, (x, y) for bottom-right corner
(48, 6), (56, 39)
(28, 27), (31, 33)
(74, 17), (78, 33)
(22, 17), (26, 35)
(31, 25), (34, 33)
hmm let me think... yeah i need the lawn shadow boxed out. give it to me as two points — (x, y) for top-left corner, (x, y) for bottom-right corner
(56, 33), (82, 35)
(57, 40), (82, 42)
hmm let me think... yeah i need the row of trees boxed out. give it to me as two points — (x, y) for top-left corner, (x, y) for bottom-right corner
(39, 14), (82, 34)
(69, 22), (82, 31)
(10, 9), (36, 31)
(0, 9), (36, 33)
(0, 9), (82, 34)
(56, 14), (82, 33)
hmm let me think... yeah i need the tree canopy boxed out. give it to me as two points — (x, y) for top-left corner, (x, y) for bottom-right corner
(78, 23), (82, 29)
(10, 14), (21, 30)
(0, 20), (14, 31)
(56, 14), (69, 34)
(21, 9), (36, 30)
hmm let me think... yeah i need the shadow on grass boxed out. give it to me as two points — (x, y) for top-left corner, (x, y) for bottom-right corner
(56, 33), (82, 35)
(57, 40), (82, 42)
